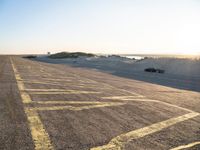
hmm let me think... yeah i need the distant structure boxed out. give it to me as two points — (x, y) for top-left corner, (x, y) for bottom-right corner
(47, 52), (51, 55)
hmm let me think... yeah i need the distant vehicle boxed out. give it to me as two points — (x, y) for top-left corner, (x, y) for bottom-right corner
(144, 68), (165, 74)
(144, 68), (157, 72)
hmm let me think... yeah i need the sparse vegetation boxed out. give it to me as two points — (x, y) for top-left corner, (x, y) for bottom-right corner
(48, 52), (95, 59)
(23, 55), (37, 59)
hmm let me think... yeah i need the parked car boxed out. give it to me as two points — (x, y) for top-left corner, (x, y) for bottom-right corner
(144, 68), (157, 72)
(144, 68), (165, 74)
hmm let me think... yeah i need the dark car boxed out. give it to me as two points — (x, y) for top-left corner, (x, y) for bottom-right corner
(144, 68), (165, 74)
(144, 68), (157, 72)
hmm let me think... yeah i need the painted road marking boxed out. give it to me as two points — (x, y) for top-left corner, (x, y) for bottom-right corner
(11, 61), (32, 104)
(29, 91), (100, 95)
(42, 76), (78, 80)
(32, 101), (107, 104)
(103, 96), (194, 113)
(11, 59), (54, 150)
(39, 65), (143, 97)
(91, 112), (200, 150)
(23, 80), (66, 86)
(21, 64), (144, 98)
(25, 108), (54, 150)
(23, 80), (99, 88)
(14, 58), (200, 150)
(37, 78), (71, 82)
(103, 96), (145, 100)
(170, 141), (200, 150)
(25, 89), (101, 94)
(105, 98), (158, 102)
(22, 78), (72, 82)
(29, 102), (125, 111)
(25, 89), (73, 92)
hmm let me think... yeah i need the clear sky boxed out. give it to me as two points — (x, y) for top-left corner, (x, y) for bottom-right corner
(0, 0), (200, 54)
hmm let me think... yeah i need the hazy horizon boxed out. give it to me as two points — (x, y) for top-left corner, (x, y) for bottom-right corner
(1, 0), (200, 55)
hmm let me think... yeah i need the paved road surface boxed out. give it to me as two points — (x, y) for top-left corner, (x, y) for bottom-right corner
(0, 56), (200, 150)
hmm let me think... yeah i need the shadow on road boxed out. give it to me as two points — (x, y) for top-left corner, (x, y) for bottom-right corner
(34, 58), (200, 93)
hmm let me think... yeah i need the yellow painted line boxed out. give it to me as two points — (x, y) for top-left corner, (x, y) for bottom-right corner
(25, 108), (54, 150)
(20, 75), (42, 77)
(23, 81), (63, 86)
(11, 59), (54, 150)
(120, 89), (144, 97)
(79, 80), (94, 83)
(115, 98), (157, 102)
(25, 89), (72, 92)
(33, 101), (106, 104)
(23, 81), (92, 88)
(102, 96), (145, 100)
(170, 141), (200, 150)
(103, 96), (194, 113)
(156, 100), (195, 113)
(93, 81), (144, 97)
(43, 76), (76, 80)
(25, 89), (94, 92)
(30, 102), (125, 111)
(91, 112), (199, 150)
(22, 66), (143, 98)
(20, 92), (32, 103)
(39, 78), (71, 82)
(29, 91), (100, 95)
(11, 61), (32, 104)
(74, 84), (111, 90)
(17, 80), (26, 90)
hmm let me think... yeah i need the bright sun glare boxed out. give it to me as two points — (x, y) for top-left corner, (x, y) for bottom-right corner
(181, 50), (200, 55)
